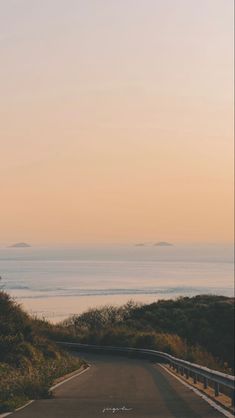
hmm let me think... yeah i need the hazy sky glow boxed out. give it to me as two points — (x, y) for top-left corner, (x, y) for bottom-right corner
(0, 0), (234, 245)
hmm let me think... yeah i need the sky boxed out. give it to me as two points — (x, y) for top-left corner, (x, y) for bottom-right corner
(0, 0), (234, 245)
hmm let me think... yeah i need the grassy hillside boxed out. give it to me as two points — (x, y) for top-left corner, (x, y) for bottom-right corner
(42, 295), (234, 373)
(0, 292), (86, 412)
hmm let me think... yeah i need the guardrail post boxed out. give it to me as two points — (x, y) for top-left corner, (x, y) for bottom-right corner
(185, 369), (189, 379)
(231, 389), (235, 407)
(180, 367), (184, 376)
(193, 373), (197, 384)
(214, 382), (219, 397)
(203, 377), (208, 389)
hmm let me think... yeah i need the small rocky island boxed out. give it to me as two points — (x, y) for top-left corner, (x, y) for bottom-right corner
(9, 242), (31, 248)
(154, 241), (173, 246)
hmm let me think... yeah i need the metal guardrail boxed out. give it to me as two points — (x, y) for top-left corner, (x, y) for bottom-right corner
(57, 341), (235, 407)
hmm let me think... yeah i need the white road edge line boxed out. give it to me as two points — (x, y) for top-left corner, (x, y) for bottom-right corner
(0, 401), (35, 418)
(50, 364), (91, 391)
(159, 364), (234, 418)
(0, 365), (91, 418)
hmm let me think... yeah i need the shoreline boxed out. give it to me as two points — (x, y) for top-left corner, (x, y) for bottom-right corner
(13, 290), (234, 323)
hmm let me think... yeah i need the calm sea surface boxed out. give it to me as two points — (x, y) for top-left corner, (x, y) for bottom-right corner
(0, 244), (233, 322)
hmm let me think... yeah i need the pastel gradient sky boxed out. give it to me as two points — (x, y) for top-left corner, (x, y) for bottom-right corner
(0, 1), (234, 245)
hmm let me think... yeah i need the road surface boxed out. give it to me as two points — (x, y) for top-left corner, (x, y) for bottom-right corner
(11, 352), (226, 418)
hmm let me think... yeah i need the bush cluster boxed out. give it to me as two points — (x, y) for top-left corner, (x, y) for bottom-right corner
(0, 292), (84, 412)
(42, 296), (234, 373)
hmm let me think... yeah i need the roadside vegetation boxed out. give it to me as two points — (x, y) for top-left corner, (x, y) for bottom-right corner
(0, 291), (85, 413)
(40, 295), (234, 374)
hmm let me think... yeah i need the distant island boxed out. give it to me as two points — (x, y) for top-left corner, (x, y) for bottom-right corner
(154, 241), (173, 247)
(134, 242), (173, 247)
(9, 242), (31, 248)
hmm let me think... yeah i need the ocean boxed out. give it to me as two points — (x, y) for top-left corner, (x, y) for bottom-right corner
(0, 244), (233, 322)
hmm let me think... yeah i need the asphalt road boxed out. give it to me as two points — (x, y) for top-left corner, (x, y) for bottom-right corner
(11, 352), (226, 418)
